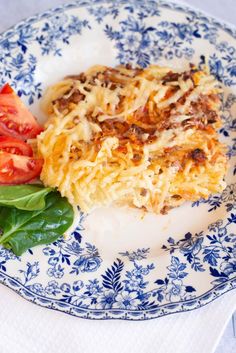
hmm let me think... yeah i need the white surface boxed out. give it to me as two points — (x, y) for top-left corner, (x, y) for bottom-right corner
(0, 1), (236, 353)
(0, 284), (235, 353)
(215, 315), (236, 353)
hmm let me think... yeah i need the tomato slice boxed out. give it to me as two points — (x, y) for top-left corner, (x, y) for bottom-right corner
(0, 136), (33, 156)
(0, 84), (43, 140)
(0, 151), (43, 184)
(0, 84), (14, 94)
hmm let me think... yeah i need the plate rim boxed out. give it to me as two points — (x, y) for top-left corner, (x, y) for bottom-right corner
(0, 0), (236, 320)
(0, 271), (236, 320)
(1, 0), (236, 41)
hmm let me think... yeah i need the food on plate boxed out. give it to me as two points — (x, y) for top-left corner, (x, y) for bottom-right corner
(0, 85), (74, 255)
(0, 64), (229, 255)
(0, 185), (74, 255)
(0, 84), (43, 140)
(38, 64), (228, 213)
(0, 184), (53, 210)
(0, 136), (33, 156)
(0, 152), (43, 184)
(0, 84), (44, 185)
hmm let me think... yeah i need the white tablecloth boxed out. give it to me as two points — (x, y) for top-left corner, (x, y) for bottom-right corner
(0, 285), (236, 353)
(0, 1), (236, 353)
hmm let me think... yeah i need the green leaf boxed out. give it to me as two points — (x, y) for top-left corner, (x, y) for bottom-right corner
(0, 185), (53, 211)
(0, 192), (74, 256)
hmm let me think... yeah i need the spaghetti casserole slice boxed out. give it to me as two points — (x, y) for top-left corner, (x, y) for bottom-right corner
(38, 64), (228, 213)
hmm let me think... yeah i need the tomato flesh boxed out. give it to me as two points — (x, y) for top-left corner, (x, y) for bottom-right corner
(0, 136), (33, 156)
(0, 83), (14, 94)
(0, 84), (43, 140)
(0, 152), (43, 184)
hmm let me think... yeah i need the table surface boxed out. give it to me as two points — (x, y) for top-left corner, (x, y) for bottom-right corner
(0, 1), (236, 353)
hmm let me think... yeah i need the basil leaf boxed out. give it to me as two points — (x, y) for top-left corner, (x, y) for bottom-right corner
(0, 192), (74, 256)
(0, 185), (53, 211)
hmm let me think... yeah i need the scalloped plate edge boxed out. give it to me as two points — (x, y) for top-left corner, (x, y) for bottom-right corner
(0, 272), (236, 320)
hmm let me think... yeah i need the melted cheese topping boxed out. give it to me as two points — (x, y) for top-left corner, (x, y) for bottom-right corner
(37, 64), (228, 213)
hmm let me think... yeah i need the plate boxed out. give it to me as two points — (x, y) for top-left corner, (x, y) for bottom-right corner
(0, 0), (236, 320)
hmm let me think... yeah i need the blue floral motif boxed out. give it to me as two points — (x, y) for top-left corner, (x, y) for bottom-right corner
(0, 195), (235, 318)
(41, 213), (102, 278)
(88, 4), (119, 24)
(36, 14), (91, 56)
(0, 260), (6, 272)
(0, 14), (91, 104)
(84, 279), (103, 296)
(209, 43), (236, 86)
(192, 183), (236, 212)
(18, 262), (40, 285)
(221, 259), (236, 276)
(72, 254), (102, 274)
(154, 256), (196, 302)
(43, 238), (102, 279)
(1, 0), (236, 106)
(0, 247), (19, 262)
(87, 2), (236, 86)
(83, 253), (193, 308)
(220, 93), (236, 138)
(29, 283), (45, 296)
(70, 243), (102, 275)
(162, 216), (236, 286)
(6, 244), (197, 310)
(119, 248), (149, 261)
(97, 290), (116, 309)
(115, 291), (140, 309)
(45, 280), (61, 295)
(48, 264), (64, 279)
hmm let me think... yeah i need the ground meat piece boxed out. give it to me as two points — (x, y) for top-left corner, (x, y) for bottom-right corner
(132, 153), (142, 162)
(189, 148), (207, 163)
(163, 67), (198, 84)
(163, 71), (181, 84)
(209, 93), (220, 104)
(160, 205), (171, 214)
(124, 64), (143, 75)
(206, 110), (218, 124)
(182, 68), (198, 81)
(55, 89), (84, 112)
(109, 83), (117, 90)
(133, 67), (143, 75)
(172, 194), (182, 200)
(140, 188), (147, 196)
(66, 72), (87, 83)
(54, 97), (68, 112)
(70, 90), (84, 104)
(187, 94), (220, 127)
(125, 63), (132, 69)
(182, 71), (192, 80)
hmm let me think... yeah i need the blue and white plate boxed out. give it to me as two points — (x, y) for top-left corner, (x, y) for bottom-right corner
(0, 0), (235, 320)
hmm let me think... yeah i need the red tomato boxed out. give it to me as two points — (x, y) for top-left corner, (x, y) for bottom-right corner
(0, 151), (43, 184)
(0, 83), (43, 140)
(1, 84), (14, 94)
(0, 136), (33, 156)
